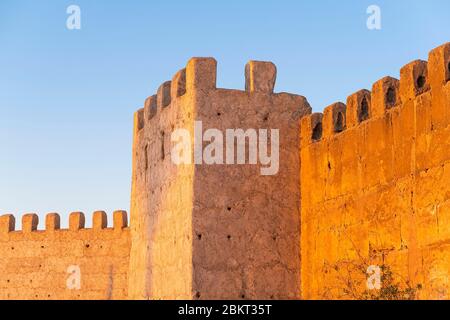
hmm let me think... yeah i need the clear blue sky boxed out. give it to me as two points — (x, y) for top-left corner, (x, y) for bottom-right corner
(1, 0), (449, 228)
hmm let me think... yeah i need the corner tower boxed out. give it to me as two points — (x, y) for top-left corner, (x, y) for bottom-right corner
(128, 58), (311, 299)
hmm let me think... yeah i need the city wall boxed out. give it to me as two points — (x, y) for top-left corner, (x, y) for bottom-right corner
(300, 43), (450, 299)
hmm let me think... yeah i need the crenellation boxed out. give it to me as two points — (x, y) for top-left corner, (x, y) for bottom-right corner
(157, 80), (172, 109)
(346, 89), (371, 128)
(22, 214), (39, 233)
(0, 211), (128, 235)
(113, 210), (128, 230)
(186, 57), (217, 92)
(400, 59), (430, 102)
(45, 213), (60, 231)
(300, 112), (323, 147)
(245, 60), (277, 94)
(428, 43), (450, 130)
(93, 211), (107, 230)
(171, 68), (187, 98)
(144, 95), (157, 121)
(69, 212), (85, 231)
(322, 102), (347, 138)
(134, 108), (145, 133)
(428, 43), (450, 87)
(0, 215), (15, 234)
(371, 76), (400, 118)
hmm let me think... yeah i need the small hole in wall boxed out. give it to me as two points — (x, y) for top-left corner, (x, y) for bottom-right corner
(270, 295), (274, 299)
(11, 247), (14, 250)
(417, 75), (426, 89)
(227, 235), (231, 240)
(160, 131), (165, 160)
(41, 245), (44, 249)
(217, 112), (221, 116)
(312, 122), (322, 141)
(227, 207), (232, 211)
(263, 114), (269, 122)
(386, 87), (396, 106)
(85, 244), (90, 248)
(241, 294), (246, 299)
(144, 144), (149, 171)
(7, 280), (10, 283)
(197, 234), (202, 240)
(195, 292), (201, 299)
(328, 161), (332, 170)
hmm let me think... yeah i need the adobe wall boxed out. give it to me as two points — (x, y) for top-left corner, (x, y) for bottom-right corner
(191, 60), (310, 299)
(129, 58), (311, 299)
(0, 211), (130, 300)
(128, 64), (195, 300)
(300, 43), (450, 299)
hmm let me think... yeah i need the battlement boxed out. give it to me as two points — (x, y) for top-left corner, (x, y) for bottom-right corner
(0, 210), (131, 300)
(300, 42), (450, 300)
(134, 58), (283, 135)
(0, 211), (128, 236)
(301, 43), (450, 148)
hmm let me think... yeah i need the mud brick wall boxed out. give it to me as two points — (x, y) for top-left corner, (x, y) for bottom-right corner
(129, 58), (311, 299)
(300, 43), (450, 300)
(0, 211), (130, 300)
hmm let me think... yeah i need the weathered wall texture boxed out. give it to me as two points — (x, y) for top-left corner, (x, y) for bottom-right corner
(3, 43), (450, 300)
(300, 43), (450, 300)
(0, 211), (130, 300)
(128, 64), (195, 300)
(129, 58), (311, 299)
(191, 61), (310, 300)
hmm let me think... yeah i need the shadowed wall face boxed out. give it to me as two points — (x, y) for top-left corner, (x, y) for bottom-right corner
(128, 65), (196, 300)
(191, 61), (311, 300)
(300, 43), (450, 300)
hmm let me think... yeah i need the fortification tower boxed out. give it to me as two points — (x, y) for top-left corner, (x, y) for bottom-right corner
(128, 58), (311, 299)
